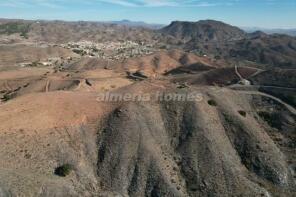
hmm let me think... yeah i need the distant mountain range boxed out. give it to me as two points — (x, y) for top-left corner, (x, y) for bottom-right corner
(242, 27), (296, 36)
(110, 20), (296, 36)
(109, 19), (165, 29)
(109, 20), (296, 36)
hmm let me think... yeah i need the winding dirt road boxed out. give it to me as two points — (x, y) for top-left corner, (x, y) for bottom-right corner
(237, 90), (296, 115)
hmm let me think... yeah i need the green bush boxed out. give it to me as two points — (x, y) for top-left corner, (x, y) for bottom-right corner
(238, 110), (247, 117)
(214, 55), (221, 60)
(208, 99), (217, 106)
(1, 94), (12, 101)
(72, 49), (86, 56)
(54, 164), (73, 177)
(30, 61), (39, 67)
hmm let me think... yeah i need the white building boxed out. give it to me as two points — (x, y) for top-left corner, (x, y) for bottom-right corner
(239, 79), (251, 86)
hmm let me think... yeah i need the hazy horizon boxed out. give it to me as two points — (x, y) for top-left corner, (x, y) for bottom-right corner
(2, 17), (296, 30)
(0, 0), (296, 29)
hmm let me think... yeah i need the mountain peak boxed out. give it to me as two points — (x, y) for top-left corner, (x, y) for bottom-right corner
(161, 20), (246, 42)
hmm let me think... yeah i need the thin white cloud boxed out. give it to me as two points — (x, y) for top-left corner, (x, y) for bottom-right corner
(0, 0), (292, 8)
(0, 0), (229, 8)
(97, 0), (139, 7)
(0, 0), (63, 8)
(96, 0), (220, 7)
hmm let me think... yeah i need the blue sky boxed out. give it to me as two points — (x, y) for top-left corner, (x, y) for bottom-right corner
(0, 0), (295, 28)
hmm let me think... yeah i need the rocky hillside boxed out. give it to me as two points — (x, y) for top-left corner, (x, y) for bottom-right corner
(186, 34), (296, 68)
(160, 20), (246, 42)
(0, 19), (161, 44)
(0, 80), (295, 196)
(160, 20), (296, 68)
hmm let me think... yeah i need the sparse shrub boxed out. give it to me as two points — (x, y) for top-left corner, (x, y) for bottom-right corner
(54, 164), (73, 177)
(214, 55), (221, 60)
(23, 83), (30, 88)
(111, 85), (116, 89)
(238, 110), (247, 117)
(92, 47), (99, 52)
(0, 22), (30, 37)
(177, 83), (188, 89)
(208, 99), (217, 106)
(30, 61), (39, 67)
(72, 49), (86, 56)
(1, 94), (12, 101)
(85, 79), (92, 86)
(20, 31), (29, 39)
(24, 153), (31, 159)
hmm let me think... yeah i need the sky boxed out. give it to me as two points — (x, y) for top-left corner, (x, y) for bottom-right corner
(0, 0), (295, 28)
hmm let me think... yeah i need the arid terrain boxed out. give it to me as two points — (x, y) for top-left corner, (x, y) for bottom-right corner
(0, 19), (295, 197)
